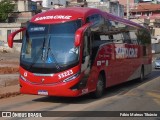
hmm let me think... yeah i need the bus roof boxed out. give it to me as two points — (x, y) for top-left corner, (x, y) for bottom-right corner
(104, 12), (144, 29)
(30, 7), (102, 24)
(30, 7), (145, 29)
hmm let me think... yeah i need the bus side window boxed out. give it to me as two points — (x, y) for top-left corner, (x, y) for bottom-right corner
(109, 20), (118, 31)
(122, 32), (131, 44)
(83, 32), (91, 63)
(113, 33), (123, 43)
(103, 19), (111, 31)
(136, 29), (151, 56)
(86, 15), (95, 23)
(109, 35), (113, 40)
(129, 31), (138, 45)
(138, 29), (151, 45)
(86, 14), (104, 25)
(86, 17), (89, 23)
(93, 33), (100, 40)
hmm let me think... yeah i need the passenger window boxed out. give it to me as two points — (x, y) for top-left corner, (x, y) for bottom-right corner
(122, 32), (131, 44)
(129, 31), (138, 44)
(100, 35), (109, 40)
(83, 36), (89, 57)
(109, 21), (119, 31)
(83, 32), (91, 57)
(113, 33), (123, 43)
(86, 14), (103, 24)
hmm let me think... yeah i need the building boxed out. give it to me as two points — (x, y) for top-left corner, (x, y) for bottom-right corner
(87, 1), (124, 17)
(42, 0), (66, 9)
(13, 0), (36, 11)
(67, 0), (124, 18)
(0, 23), (25, 42)
(0, 23), (26, 52)
(8, 0), (38, 23)
(119, 0), (160, 19)
(31, 0), (43, 10)
(127, 3), (160, 19)
(118, 0), (160, 43)
(0, 0), (38, 45)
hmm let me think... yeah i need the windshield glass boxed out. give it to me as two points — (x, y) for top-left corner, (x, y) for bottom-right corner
(20, 20), (82, 73)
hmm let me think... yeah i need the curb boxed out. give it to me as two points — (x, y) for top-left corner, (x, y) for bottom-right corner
(0, 92), (20, 99)
(0, 85), (20, 99)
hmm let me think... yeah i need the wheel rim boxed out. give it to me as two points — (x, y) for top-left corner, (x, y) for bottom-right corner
(97, 76), (104, 94)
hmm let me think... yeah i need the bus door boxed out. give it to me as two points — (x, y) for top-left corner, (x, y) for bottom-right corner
(80, 28), (93, 90)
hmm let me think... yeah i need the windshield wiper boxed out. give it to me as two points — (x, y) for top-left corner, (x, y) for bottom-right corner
(47, 36), (61, 71)
(42, 37), (47, 62)
(27, 36), (61, 71)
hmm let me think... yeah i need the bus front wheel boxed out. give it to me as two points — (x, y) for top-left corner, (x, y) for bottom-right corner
(91, 74), (104, 98)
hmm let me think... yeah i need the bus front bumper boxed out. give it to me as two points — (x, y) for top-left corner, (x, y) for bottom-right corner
(19, 77), (88, 97)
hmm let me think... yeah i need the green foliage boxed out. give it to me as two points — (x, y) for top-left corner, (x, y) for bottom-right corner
(0, 0), (15, 22)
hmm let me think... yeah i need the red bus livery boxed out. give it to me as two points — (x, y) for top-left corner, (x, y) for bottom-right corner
(115, 44), (138, 59)
(8, 7), (152, 98)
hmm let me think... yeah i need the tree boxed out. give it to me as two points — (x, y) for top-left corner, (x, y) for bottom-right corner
(0, 0), (15, 22)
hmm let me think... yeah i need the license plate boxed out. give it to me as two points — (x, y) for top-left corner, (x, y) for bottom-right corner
(38, 90), (48, 95)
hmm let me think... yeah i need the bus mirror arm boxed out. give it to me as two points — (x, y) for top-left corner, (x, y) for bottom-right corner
(8, 27), (26, 48)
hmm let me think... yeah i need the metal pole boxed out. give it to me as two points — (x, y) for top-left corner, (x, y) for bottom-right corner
(127, 0), (130, 20)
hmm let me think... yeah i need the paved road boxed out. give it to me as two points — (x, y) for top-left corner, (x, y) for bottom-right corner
(0, 69), (159, 120)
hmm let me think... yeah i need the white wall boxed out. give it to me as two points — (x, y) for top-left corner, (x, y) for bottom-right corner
(0, 23), (23, 42)
(42, 0), (66, 8)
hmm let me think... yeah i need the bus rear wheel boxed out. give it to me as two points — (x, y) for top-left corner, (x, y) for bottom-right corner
(91, 74), (104, 98)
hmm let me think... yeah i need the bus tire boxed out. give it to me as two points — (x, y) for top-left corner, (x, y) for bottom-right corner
(139, 67), (144, 82)
(91, 74), (104, 98)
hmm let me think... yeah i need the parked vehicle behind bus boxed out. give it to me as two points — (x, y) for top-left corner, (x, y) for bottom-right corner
(155, 57), (160, 69)
(8, 7), (152, 98)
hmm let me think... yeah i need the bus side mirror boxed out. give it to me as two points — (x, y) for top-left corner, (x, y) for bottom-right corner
(74, 23), (92, 47)
(74, 29), (82, 47)
(75, 34), (81, 47)
(8, 27), (26, 48)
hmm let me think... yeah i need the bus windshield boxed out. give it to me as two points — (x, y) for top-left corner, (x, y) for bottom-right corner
(20, 20), (82, 73)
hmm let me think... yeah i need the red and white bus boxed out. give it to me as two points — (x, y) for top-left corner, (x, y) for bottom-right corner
(8, 7), (152, 98)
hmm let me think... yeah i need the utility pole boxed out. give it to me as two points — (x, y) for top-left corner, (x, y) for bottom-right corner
(126, 0), (130, 20)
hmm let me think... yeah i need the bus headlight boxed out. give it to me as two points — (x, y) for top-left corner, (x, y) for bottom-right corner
(63, 71), (80, 83)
